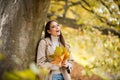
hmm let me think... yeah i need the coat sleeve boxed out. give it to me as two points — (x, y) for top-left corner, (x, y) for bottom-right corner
(36, 39), (59, 70)
(65, 43), (74, 73)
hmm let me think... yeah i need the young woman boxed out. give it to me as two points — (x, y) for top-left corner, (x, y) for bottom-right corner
(37, 20), (73, 80)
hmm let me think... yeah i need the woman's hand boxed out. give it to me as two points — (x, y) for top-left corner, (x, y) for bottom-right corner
(61, 60), (69, 68)
(61, 60), (71, 73)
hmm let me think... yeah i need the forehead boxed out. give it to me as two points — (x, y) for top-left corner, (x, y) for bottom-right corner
(50, 21), (58, 26)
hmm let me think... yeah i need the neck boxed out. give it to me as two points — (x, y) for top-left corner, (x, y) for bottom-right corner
(51, 35), (59, 42)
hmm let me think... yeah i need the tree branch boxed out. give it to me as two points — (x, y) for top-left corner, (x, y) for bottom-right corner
(63, 0), (68, 18)
(93, 26), (120, 38)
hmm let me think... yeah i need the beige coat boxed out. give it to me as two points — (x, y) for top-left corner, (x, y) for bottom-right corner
(37, 38), (73, 80)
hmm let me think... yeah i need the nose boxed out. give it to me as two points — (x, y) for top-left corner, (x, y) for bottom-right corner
(56, 25), (60, 29)
(56, 26), (59, 29)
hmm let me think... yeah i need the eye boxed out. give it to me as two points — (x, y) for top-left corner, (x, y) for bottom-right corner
(51, 26), (55, 28)
(51, 24), (59, 28)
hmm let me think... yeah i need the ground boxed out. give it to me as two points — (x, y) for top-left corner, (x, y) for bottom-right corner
(71, 62), (102, 80)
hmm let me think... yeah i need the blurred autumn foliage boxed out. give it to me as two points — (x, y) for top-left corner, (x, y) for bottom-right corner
(48, 0), (120, 35)
(3, 63), (48, 80)
(61, 26), (120, 80)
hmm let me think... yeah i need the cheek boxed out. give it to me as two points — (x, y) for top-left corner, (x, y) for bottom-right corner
(48, 29), (55, 34)
(50, 29), (56, 32)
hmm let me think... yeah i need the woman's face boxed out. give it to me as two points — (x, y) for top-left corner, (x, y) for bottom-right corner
(48, 21), (61, 37)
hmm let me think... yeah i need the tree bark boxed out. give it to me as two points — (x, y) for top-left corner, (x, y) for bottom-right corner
(0, 0), (50, 75)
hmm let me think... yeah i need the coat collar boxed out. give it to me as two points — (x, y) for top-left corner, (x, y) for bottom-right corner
(45, 37), (63, 47)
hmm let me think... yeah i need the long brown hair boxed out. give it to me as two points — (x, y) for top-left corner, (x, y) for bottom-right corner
(45, 20), (65, 47)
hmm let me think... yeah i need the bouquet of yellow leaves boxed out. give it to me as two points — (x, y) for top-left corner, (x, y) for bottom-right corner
(49, 46), (70, 67)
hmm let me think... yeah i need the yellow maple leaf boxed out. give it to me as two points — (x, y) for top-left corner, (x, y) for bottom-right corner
(62, 47), (70, 61)
(49, 46), (70, 67)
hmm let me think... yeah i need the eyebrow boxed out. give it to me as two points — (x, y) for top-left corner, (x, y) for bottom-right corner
(51, 24), (58, 27)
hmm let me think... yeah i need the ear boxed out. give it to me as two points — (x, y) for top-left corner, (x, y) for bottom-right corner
(47, 30), (51, 34)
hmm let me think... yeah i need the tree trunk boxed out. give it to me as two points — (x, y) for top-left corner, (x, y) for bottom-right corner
(0, 0), (50, 74)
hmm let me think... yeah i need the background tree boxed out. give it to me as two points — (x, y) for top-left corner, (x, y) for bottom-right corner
(48, 0), (120, 37)
(0, 0), (50, 77)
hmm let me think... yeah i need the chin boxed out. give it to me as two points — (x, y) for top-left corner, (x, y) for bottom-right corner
(57, 35), (60, 37)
